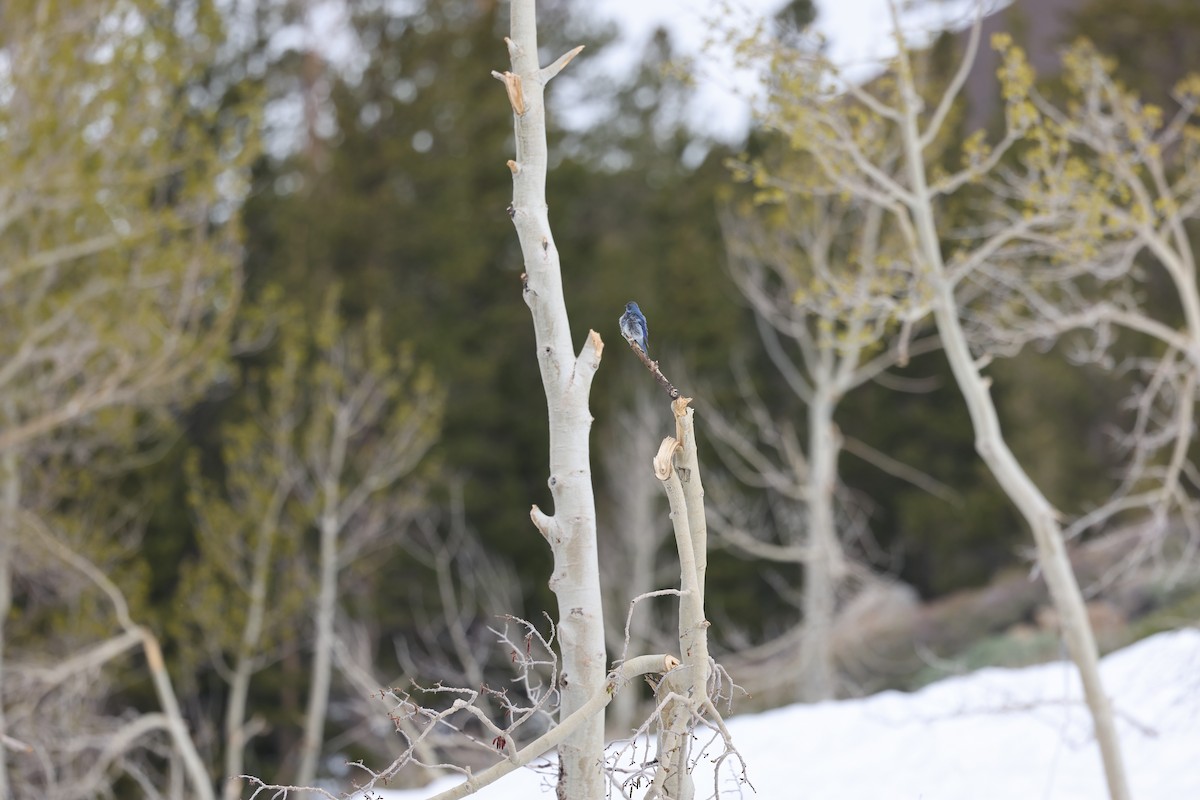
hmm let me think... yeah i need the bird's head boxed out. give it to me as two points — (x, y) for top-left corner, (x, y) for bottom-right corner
(625, 301), (641, 314)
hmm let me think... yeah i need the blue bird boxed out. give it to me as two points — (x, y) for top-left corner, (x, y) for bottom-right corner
(619, 301), (650, 356)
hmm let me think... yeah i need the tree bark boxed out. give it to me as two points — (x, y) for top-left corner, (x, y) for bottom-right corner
(891, 29), (1130, 798)
(496, 3), (605, 798)
(140, 632), (217, 800)
(223, 483), (288, 800)
(22, 513), (216, 800)
(297, 405), (350, 789)
(928, 288), (1130, 800)
(296, 478), (343, 789)
(0, 447), (16, 800)
(651, 401), (712, 800)
(800, 389), (840, 702)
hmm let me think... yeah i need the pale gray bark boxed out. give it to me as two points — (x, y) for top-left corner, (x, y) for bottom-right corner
(728, 5), (1132, 793)
(800, 390), (840, 701)
(718, 192), (938, 702)
(886, 11), (1129, 797)
(286, 306), (438, 789)
(21, 513), (215, 800)
(222, 480), (289, 800)
(650, 402), (712, 800)
(926, 284), (1131, 799)
(296, 434), (347, 789)
(494, 3), (606, 798)
(0, 447), (16, 800)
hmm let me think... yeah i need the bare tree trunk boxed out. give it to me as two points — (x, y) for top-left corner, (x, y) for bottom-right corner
(489, 3), (604, 796)
(222, 485), (287, 800)
(891, 30), (1130, 799)
(494, 4), (604, 797)
(930, 290), (1130, 798)
(297, 490), (342, 789)
(0, 447), (16, 799)
(22, 515), (216, 800)
(720, 185), (928, 706)
(651, 401), (712, 800)
(800, 389), (840, 702)
(141, 634), (218, 800)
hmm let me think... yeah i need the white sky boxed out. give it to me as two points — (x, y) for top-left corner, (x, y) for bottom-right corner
(268, 1), (1009, 152)
(588, 0), (1007, 141)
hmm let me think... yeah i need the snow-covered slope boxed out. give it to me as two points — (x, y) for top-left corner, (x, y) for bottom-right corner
(380, 628), (1200, 799)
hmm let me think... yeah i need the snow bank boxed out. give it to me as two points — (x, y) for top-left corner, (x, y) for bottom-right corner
(378, 628), (1200, 799)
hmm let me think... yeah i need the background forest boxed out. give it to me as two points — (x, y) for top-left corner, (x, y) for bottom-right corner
(3, 0), (1200, 796)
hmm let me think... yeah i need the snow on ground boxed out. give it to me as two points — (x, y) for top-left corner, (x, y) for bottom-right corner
(379, 628), (1200, 799)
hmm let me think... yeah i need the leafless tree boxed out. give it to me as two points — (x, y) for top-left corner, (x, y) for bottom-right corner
(970, 41), (1200, 575)
(491, 2), (606, 795)
(182, 334), (305, 800)
(244, 3), (746, 796)
(708, 167), (941, 701)
(287, 299), (441, 789)
(729, 5), (1137, 796)
(5, 507), (213, 800)
(396, 481), (525, 694)
(262, 391), (745, 800)
(0, 2), (255, 796)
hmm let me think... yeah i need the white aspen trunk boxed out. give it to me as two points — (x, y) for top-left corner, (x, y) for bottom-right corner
(169, 748), (185, 800)
(296, 386), (358, 792)
(223, 487), (287, 800)
(675, 405), (709, 601)
(297, 504), (339, 789)
(800, 389), (840, 702)
(140, 632), (217, 800)
(673, 405), (711, 685)
(936, 294), (1130, 799)
(21, 511), (214, 800)
(496, 3), (605, 797)
(652, 403), (711, 800)
(892, 41), (1130, 800)
(0, 447), (17, 800)
(224, 630), (259, 799)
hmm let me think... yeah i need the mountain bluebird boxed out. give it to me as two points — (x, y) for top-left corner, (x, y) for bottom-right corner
(619, 301), (650, 356)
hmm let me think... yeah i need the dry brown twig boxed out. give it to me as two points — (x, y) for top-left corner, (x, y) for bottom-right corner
(624, 340), (682, 400)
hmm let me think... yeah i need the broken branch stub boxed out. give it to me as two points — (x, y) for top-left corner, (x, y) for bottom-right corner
(490, 70), (525, 116)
